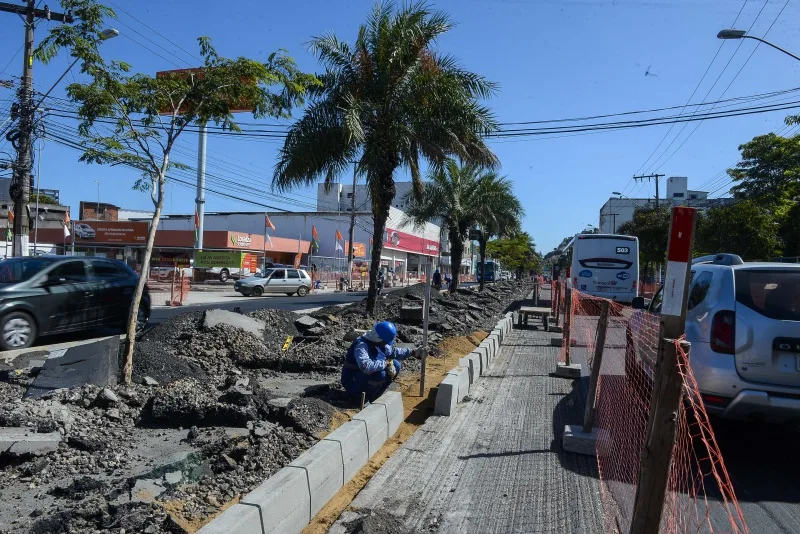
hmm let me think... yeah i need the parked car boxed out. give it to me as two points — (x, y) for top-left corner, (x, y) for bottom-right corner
(205, 266), (261, 283)
(74, 223), (96, 239)
(0, 256), (150, 350)
(234, 267), (311, 297)
(626, 253), (800, 423)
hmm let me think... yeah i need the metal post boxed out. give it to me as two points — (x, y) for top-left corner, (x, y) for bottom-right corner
(419, 261), (432, 397)
(533, 280), (539, 307)
(630, 207), (697, 534)
(95, 180), (100, 220)
(347, 162), (356, 290)
(582, 300), (609, 433)
(563, 287), (573, 365)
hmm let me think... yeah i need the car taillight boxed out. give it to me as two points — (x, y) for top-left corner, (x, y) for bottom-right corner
(710, 310), (735, 354)
(573, 277), (577, 286)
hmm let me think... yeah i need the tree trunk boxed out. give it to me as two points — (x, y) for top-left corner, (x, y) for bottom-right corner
(448, 225), (463, 293)
(366, 202), (389, 315)
(121, 173), (166, 385)
(478, 237), (487, 291)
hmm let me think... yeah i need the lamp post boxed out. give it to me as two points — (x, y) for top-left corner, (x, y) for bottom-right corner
(717, 29), (800, 62)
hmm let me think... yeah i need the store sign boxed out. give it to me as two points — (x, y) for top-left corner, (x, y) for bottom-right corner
(74, 220), (147, 244)
(383, 227), (439, 255)
(230, 234), (252, 248)
(344, 241), (367, 258)
(195, 251), (245, 268)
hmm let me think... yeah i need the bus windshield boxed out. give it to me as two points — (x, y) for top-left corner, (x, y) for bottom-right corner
(570, 234), (639, 304)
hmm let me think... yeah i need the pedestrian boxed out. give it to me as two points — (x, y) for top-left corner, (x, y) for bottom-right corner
(432, 268), (442, 290)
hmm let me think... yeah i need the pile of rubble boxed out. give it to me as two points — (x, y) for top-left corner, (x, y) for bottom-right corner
(0, 280), (531, 534)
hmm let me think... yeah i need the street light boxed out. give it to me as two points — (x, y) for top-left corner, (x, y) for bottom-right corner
(717, 29), (800, 62)
(33, 28), (119, 113)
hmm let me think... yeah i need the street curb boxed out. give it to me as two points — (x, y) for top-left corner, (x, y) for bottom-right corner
(198, 391), (403, 534)
(434, 315), (513, 417)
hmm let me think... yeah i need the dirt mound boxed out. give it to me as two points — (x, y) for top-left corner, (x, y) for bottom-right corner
(343, 510), (411, 534)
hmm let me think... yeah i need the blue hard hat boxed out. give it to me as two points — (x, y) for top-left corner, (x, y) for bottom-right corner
(374, 321), (397, 345)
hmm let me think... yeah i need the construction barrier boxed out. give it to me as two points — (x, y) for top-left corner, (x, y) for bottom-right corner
(146, 266), (191, 306)
(559, 290), (747, 533)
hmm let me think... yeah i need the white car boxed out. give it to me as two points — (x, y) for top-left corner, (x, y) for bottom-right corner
(234, 268), (311, 297)
(74, 223), (96, 239)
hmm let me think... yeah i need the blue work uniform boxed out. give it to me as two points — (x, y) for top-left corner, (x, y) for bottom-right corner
(341, 336), (414, 401)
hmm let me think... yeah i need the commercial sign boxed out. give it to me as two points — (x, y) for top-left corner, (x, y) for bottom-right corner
(344, 241), (367, 258)
(74, 220), (147, 244)
(230, 233), (252, 248)
(383, 228), (439, 256)
(195, 251), (246, 268)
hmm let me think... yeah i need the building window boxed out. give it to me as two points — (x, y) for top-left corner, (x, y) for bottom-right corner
(673, 192), (684, 198)
(346, 193), (353, 198)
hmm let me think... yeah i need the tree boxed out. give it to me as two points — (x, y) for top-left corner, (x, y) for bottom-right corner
(728, 131), (800, 204)
(37, 1), (316, 384)
(272, 2), (498, 313)
(402, 160), (485, 293)
(486, 232), (540, 279)
(474, 174), (523, 290)
(617, 206), (670, 277)
(30, 193), (58, 205)
(695, 201), (780, 260)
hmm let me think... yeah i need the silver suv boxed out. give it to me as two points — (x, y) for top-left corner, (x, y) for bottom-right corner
(628, 254), (800, 423)
(234, 267), (311, 297)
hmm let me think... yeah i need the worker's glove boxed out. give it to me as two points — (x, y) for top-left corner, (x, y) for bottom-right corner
(386, 359), (398, 380)
(414, 347), (426, 358)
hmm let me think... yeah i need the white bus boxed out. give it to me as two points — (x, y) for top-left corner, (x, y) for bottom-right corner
(569, 233), (639, 304)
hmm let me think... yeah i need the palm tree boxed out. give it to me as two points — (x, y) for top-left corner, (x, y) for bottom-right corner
(272, 2), (498, 314)
(402, 159), (484, 293)
(475, 175), (523, 291)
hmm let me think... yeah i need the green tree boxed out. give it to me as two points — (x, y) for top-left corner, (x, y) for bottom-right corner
(30, 193), (58, 205)
(617, 206), (670, 276)
(695, 201), (780, 260)
(475, 174), (523, 290)
(402, 160), (484, 293)
(728, 131), (800, 204)
(486, 232), (540, 279)
(272, 2), (498, 313)
(37, 1), (316, 383)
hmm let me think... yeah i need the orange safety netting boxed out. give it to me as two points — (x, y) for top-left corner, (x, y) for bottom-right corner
(562, 290), (748, 533)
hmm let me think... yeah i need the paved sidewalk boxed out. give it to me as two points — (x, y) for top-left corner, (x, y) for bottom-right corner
(331, 324), (603, 533)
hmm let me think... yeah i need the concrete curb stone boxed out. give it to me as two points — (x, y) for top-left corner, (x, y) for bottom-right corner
(322, 420), (369, 483)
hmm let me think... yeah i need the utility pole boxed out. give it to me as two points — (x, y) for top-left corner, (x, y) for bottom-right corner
(633, 173), (664, 208)
(601, 212), (619, 233)
(347, 162), (357, 289)
(0, 1), (73, 256)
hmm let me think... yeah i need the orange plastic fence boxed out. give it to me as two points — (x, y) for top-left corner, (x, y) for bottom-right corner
(562, 290), (747, 533)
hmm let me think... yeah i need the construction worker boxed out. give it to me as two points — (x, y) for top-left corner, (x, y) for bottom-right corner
(432, 268), (442, 290)
(341, 321), (420, 402)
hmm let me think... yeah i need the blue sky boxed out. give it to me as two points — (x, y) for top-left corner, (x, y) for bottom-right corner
(1, 0), (799, 252)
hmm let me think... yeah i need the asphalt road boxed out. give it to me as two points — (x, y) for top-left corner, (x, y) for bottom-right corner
(150, 290), (369, 322)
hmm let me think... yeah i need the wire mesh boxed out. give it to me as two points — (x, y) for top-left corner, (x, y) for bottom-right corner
(562, 290), (748, 533)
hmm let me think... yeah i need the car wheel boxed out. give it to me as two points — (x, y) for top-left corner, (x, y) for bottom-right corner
(136, 304), (149, 334)
(252, 286), (264, 297)
(0, 312), (37, 350)
(297, 286), (309, 297)
(219, 269), (230, 283)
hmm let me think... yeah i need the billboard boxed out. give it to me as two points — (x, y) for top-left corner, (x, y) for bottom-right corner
(195, 251), (245, 268)
(344, 241), (367, 258)
(383, 228), (439, 255)
(73, 221), (148, 244)
(155, 68), (256, 114)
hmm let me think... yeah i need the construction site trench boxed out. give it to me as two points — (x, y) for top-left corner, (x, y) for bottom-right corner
(0, 280), (532, 534)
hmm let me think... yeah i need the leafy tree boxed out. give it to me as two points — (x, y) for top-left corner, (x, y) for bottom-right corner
(474, 174), (523, 290)
(486, 232), (540, 278)
(402, 160), (484, 293)
(695, 201), (780, 260)
(272, 3), (498, 313)
(30, 193), (58, 205)
(728, 131), (800, 204)
(37, 1), (316, 384)
(616, 206), (670, 277)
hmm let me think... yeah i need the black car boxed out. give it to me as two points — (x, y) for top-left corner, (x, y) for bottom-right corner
(0, 256), (150, 350)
